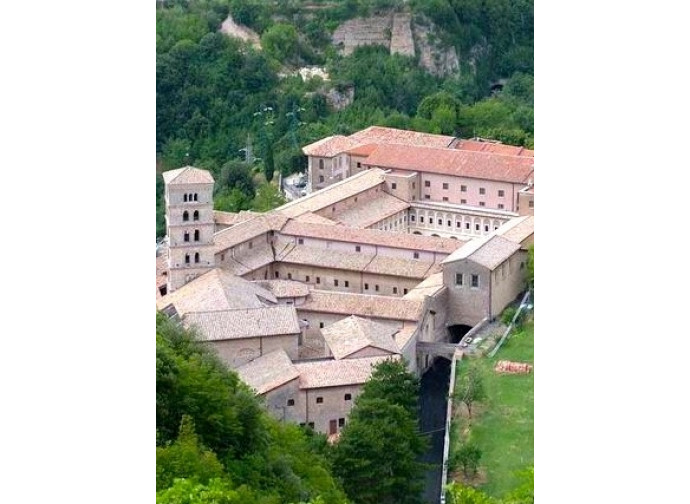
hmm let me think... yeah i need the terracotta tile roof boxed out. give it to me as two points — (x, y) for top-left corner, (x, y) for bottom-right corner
(293, 212), (339, 226)
(162, 166), (215, 185)
(363, 144), (535, 184)
(236, 349), (299, 395)
(156, 269), (276, 316)
(364, 254), (435, 278)
(441, 235), (520, 270)
(213, 210), (260, 226)
(280, 220), (465, 254)
(213, 213), (289, 253)
(253, 280), (311, 298)
(277, 245), (375, 272)
(295, 355), (399, 389)
(394, 325), (418, 349)
(302, 135), (359, 157)
(299, 290), (423, 321)
(183, 305), (300, 340)
(453, 139), (534, 157)
(494, 216), (534, 246)
(322, 315), (400, 359)
(276, 169), (387, 218)
(221, 244), (275, 276)
(334, 193), (410, 228)
(345, 143), (379, 157)
(402, 273), (445, 300)
(348, 126), (455, 148)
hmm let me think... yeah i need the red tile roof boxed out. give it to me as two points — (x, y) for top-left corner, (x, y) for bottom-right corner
(363, 144), (534, 184)
(453, 139), (534, 157)
(302, 135), (359, 157)
(348, 126), (454, 148)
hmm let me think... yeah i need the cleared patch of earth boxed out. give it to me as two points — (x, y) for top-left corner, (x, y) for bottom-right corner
(220, 15), (261, 49)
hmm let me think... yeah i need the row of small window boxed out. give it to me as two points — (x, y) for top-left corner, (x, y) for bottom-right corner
(185, 253), (201, 264)
(299, 419), (346, 430)
(287, 393), (352, 407)
(455, 273), (480, 288)
(297, 238), (418, 259)
(276, 271), (408, 294)
(183, 193), (199, 202)
(422, 181), (505, 197)
(183, 230), (201, 242)
(420, 195), (503, 208)
(410, 214), (497, 232)
(182, 210), (200, 222)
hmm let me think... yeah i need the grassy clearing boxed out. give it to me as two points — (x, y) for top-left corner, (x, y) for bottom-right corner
(449, 316), (534, 499)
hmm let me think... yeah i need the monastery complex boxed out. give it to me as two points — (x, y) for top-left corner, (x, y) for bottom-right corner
(156, 126), (534, 435)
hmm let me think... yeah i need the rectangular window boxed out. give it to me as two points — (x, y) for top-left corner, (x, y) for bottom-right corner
(529, 200), (534, 208)
(316, 397), (323, 404)
(339, 418), (345, 427)
(287, 273), (292, 280)
(357, 162), (361, 168)
(365, 283), (369, 290)
(471, 274), (479, 288)
(403, 288), (408, 295)
(316, 277), (321, 284)
(393, 287), (398, 294)
(498, 190), (505, 197)
(479, 202), (486, 207)
(425, 180), (431, 187)
(465, 222), (470, 229)
(319, 175), (324, 183)
(413, 252), (419, 259)
(410, 215), (416, 222)
(287, 399), (295, 406)
(479, 187), (486, 195)
(447, 220), (451, 226)
(298, 238), (304, 245)
(375, 285), (379, 292)
(306, 275), (310, 282)
(334, 279), (339, 287)
(412, 182), (416, 189)
(455, 273), (463, 286)
(391, 182), (397, 189)
(475, 223), (480, 231)
(220, 254), (225, 261)
(345, 280), (349, 287)
(248, 241), (253, 249)
(275, 271), (280, 278)
(484, 225), (489, 232)
(319, 322), (324, 329)
(355, 245), (361, 252)
(498, 203), (504, 209)
(420, 216), (424, 223)
(442, 197), (448, 202)
(438, 219), (442, 225)
(424, 195), (430, 200)
(461, 199), (467, 204)
(461, 185), (467, 192)
(442, 183), (449, 190)
(344, 393), (352, 401)
(456, 221), (461, 228)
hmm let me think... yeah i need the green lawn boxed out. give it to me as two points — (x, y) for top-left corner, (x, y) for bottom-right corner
(449, 316), (534, 499)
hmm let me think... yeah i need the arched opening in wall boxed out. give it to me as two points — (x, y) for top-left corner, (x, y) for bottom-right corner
(193, 210), (199, 221)
(448, 324), (473, 343)
(413, 231), (422, 235)
(183, 194), (188, 202)
(183, 211), (189, 222)
(193, 193), (198, 201)
(194, 252), (200, 263)
(194, 229), (200, 241)
(450, 236), (458, 240)
(431, 234), (440, 237)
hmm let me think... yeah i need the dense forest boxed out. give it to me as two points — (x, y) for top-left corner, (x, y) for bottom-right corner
(156, 0), (534, 238)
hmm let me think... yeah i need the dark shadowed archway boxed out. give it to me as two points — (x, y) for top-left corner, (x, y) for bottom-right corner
(448, 324), (473, 343)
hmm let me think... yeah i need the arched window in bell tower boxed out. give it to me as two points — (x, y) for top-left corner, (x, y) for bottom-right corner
(185, 254), (190, 264)
(194, 252), (200, 263)
(183, 211), (189, 222)
(184, 231), (189, 242)
(194, 230), (200, 241)
(194, 193), (198, 201)
(183, 194), (188, 202)
(193, 210), (199, 221)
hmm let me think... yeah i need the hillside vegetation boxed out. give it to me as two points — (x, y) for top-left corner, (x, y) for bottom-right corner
(156, 0), (533, 237)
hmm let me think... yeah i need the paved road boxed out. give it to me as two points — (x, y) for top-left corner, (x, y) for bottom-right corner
(418, 358), (451, 504)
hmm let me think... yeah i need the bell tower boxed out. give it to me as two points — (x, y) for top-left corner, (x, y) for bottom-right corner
(162, 166), (216, 293)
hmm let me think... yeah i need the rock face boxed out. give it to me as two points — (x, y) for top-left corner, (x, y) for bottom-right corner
(219, 15), (261, 49)
(331, 12), (459, 77)
(324, 86), (355, 110)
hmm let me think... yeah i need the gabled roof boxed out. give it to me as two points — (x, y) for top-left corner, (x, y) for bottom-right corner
(441, 235), (521, 271)
(363, 144), (534, 184)
(236, 349), (300, 395)
(253, 280), (310, 299)
(299, 290), (423, 322)
(183, 305), (300, 340)
(322, 315), (400, 360)
(295, 355), (398, 389)
(213, 213), (289, 253)
(334, 192), (410, 228)
(213, 210), (260, 226)
(348, 126), (455, 148)
(156, 269), (276, 316)
(494, 216), (534, 246)
(453, 139), (534, 157)
(302, 135), (359, 157)
(162, 166), (215, 185)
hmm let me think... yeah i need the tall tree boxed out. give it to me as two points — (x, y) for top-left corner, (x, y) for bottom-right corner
(455, 362), (486, 420)
(359, 358), (420, 416)
(332, 398), (427, 504)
